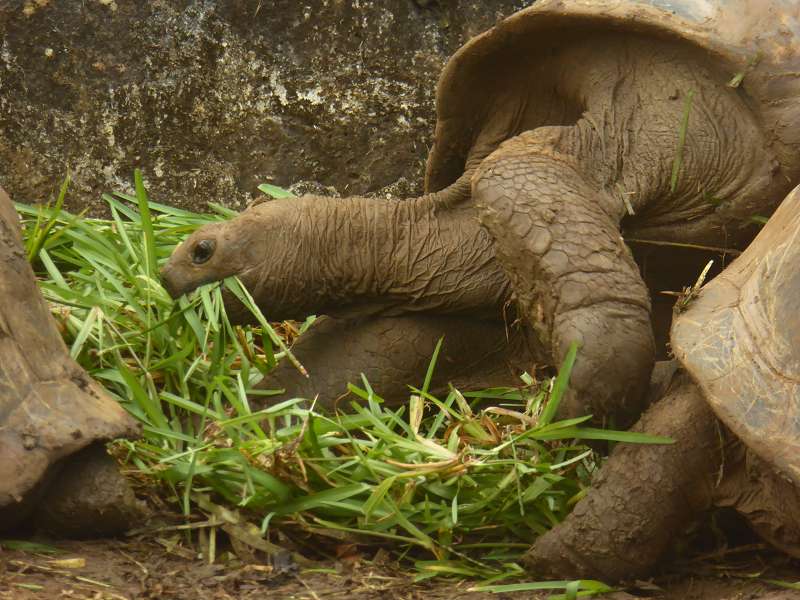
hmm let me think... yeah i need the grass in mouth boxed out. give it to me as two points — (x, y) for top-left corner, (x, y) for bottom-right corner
(17, 172), (669, 596)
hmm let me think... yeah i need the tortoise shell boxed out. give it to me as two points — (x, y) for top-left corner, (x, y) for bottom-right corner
(425, 0), (800, 194)
(672, 185), (800, 486)
(0, 188), (139, 525)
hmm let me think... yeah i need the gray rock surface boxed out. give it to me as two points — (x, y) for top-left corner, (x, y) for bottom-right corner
(0, 0), (530, 214)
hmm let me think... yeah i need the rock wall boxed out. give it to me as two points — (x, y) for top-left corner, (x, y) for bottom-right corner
(0, 0), (530, 214)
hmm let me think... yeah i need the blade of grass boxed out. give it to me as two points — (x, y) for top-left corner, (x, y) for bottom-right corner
(670, 90), (695, 193)
(539, 341), (578, 426)
(26, 174), (70, 262)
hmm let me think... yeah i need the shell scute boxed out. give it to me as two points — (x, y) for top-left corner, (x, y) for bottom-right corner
(673, 185), (800, 485)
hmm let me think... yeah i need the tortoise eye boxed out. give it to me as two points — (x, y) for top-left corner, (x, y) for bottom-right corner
(192, 239), (216, 265)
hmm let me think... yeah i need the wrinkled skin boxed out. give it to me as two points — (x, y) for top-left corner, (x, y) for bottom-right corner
(161, 176), (540, 407)
(162, 30), (784, 427)
(162, 176), (509, 324)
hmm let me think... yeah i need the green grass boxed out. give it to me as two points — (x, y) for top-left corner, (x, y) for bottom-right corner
(670, 89), (695, 194)
(17, 174), (670, 596)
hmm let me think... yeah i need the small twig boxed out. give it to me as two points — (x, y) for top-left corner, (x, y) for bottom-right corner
(625, 238), (741, 256)
(671, 259), (714, 313)
(692, 542), (769, 562)
(118, 549), (149, 578)
(294, 574), (323, 600)
(616, 183), (636, 216)
(9, 560), (115, 590)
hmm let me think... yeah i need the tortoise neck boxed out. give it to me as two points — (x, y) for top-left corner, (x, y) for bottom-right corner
(303, 176), (510, 319)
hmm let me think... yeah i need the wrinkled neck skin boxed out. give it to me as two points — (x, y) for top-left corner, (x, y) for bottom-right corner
(239, 180), (512, 323)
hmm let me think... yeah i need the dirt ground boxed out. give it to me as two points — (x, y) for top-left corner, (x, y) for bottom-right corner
(1, 536), (798, 600)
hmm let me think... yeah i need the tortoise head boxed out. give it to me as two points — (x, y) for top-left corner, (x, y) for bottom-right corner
(161, 220), (244, 299)
(160, 200), (296, 301)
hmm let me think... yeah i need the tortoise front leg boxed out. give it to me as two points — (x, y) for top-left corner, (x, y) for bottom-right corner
(253, 314), (537, 410)
(473, 126), (654, 426)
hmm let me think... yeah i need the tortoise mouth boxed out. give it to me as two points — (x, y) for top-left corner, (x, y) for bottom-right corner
(159, 264), (222, 300)
(159, 268), (183, 299)
(159, 264), (194, 299)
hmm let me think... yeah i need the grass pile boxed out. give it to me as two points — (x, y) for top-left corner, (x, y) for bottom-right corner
(17, 172), (668, 596)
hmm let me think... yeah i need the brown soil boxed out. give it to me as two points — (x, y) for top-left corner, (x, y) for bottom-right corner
(1, 537), (798, 600)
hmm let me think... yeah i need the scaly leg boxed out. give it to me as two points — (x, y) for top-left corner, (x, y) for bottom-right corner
(714, 443), (800, 560)
(473, 126), (654, 425)
(524, 372), (719, 581)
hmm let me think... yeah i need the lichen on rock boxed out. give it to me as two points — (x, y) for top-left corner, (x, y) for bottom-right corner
(0, 0), (530, 214)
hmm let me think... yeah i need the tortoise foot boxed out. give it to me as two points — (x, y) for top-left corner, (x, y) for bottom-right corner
(34, 444), (149, 538)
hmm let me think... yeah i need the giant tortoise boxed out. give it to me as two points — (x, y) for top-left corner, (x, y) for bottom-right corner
(161, 0), (800, 429)
(0, 187), (144, 535)
(525, 183), (800, 580)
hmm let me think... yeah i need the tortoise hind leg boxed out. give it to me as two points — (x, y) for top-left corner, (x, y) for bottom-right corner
(34, 443), (149, 537)
(713, 444), (800, 559)
(524, 372), (719, 581)
(473, 125), (654, 426)
(252, 314), (539, 410)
